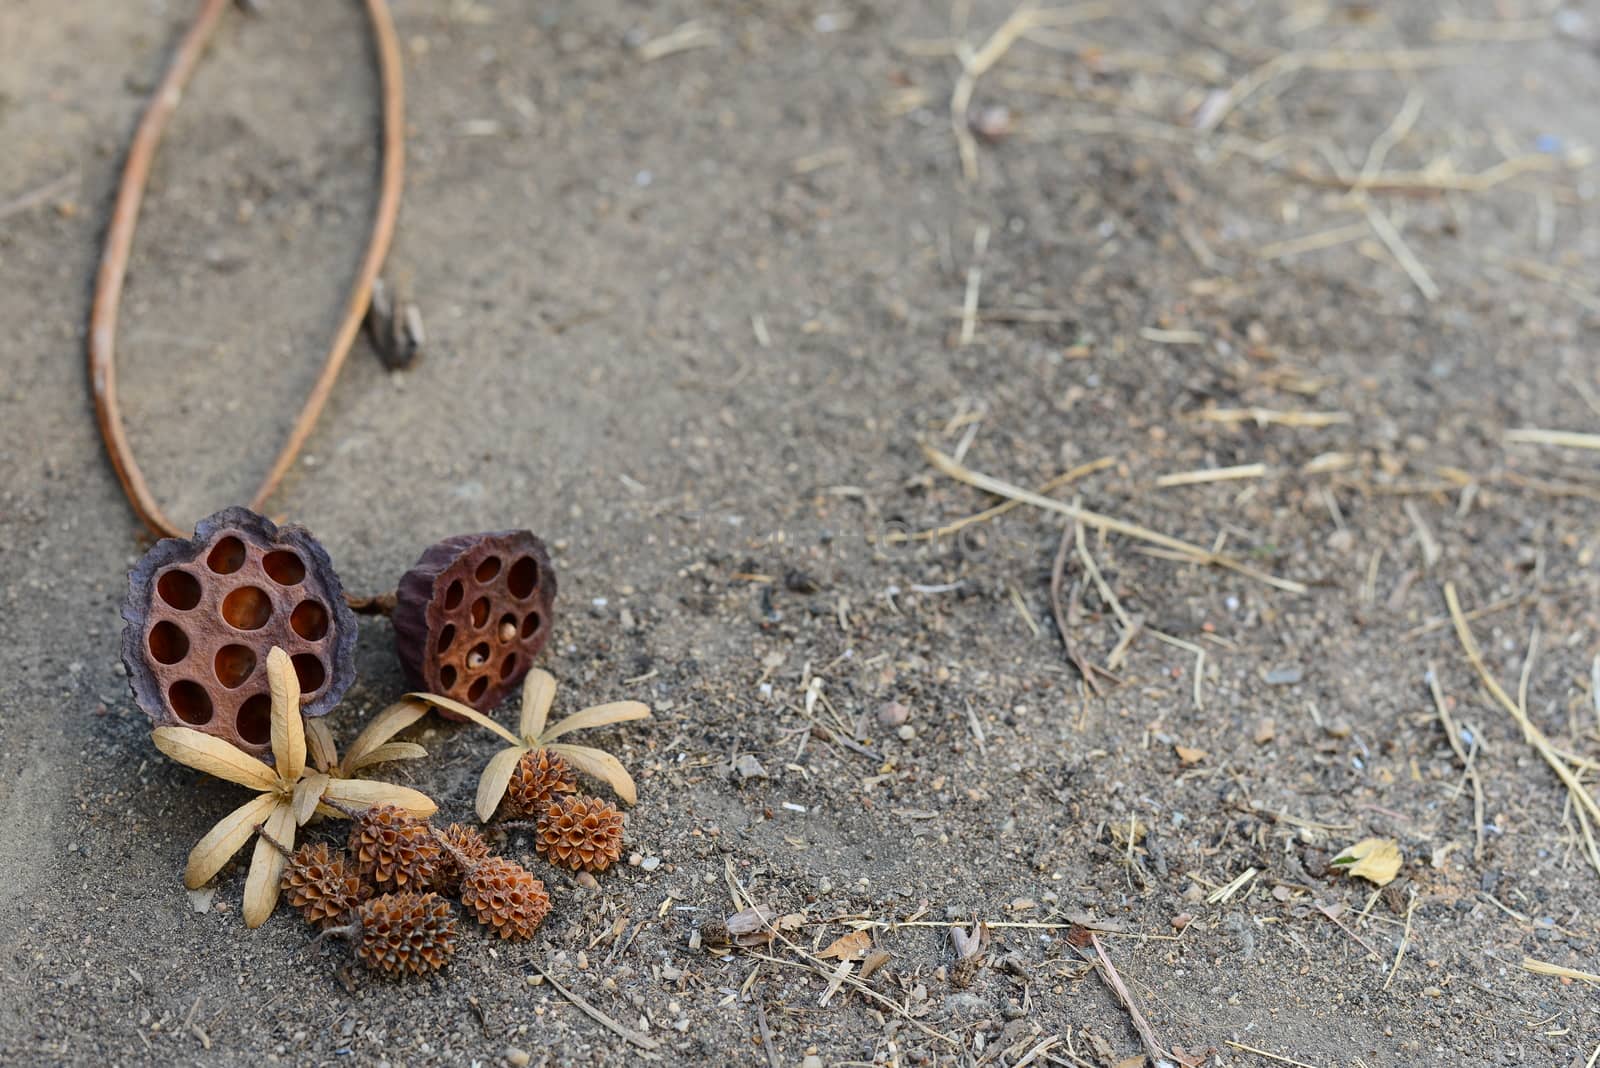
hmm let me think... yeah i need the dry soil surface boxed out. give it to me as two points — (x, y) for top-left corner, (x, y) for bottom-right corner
(2, 2), (1600, 1066)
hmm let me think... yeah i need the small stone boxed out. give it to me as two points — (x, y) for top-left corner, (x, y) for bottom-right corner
(896, 724), (916, 741)
(1264, 666), (1303, 686)
(1323, 719), (1354, 739)
(878, 701), (910, 728)
(801, 1057), (823, 1068)
(732, 753), (767, 780)
(641, 856), (662, 872)
(943, 992), (992, 1019)
(505, 1048), (531, 1067)
(1171, 912), (1193, 930)
(576, 871), (600, 891)
(1253, 718), (1276, 745)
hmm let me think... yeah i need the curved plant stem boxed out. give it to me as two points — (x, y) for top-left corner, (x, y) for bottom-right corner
(89, 0), (406, 538)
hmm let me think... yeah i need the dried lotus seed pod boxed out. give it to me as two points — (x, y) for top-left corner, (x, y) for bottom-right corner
(392, 530), (556, 715)
(120, 507), (358, 754)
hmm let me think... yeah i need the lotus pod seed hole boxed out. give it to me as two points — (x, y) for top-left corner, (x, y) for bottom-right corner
(206, 536), (246, 574)
(475, 556), (502, 583)
(437, 623), (457, 654)
(221, 586), (273, 630)
(148, 620), (190, 664)
(467, 642), (490, 669)
(156, 569), (202, 610)
(214, 644), (257, 688)
(507, 556), (538, 599)
(237, 693), (272, 744)
(497, 614), (517, 642)
(169, 680), (214, 725)
(263, 550), (307, 586)
(290, 600), (329, 641)
(470, 597), (490, 628)
(292, 653), (327, 694)
(499, 654), (518, 680)
(467, 676), (488, 703)
(444, 580), (464, 610)
(520, 611), (542, 639)
(440, 664), (458, 691)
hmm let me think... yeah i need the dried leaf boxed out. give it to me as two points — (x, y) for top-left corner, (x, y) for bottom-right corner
(538, 701), (652, 744)
(818, 959), (853, 1006)
(293, 771), (330, 825)
(322, 776), (437, 818)
(475, 744), (529, 822)
(242, 802), (295, 928)
(726, 905), (777, 937)
(266, 648), (304, 781)
(183, 793), (277, 888)
(1174, 744), (1208, 765)
(408, 691), (522, 745)
(1332, 837), (1403, 887)
(859, 948), (891, 979)
(153, 727), (277, 792)
(341, 698), (428, 772)
(304, 718), (338, 773)
(345, 741), (428, 773)
(547, 743), (639, 805)
(519, 669), (558, 741)
(817, 930), (873, 961)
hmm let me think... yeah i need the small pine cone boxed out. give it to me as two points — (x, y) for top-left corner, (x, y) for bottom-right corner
(535, 795), (625, 872)
(280, 842), (370, 929)
(459, 856), (552, 940)
(348, 804), (441, 888)
(503, 748), (577, 817)
(432, 823), (492, 891)
(355, 892), (458, 976)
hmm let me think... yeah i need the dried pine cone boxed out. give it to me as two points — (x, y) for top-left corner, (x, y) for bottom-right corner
(535, 795), (625, 873)
(459, 856), (552, 940)
(431, 823), (492, 891)
(281, 842), (370, 929)
(348, 804), (441, 888)
(503, 748), (577, 816)
(355, 892), (458, 975)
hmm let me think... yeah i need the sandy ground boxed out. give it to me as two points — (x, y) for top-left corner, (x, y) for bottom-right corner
(3, 1), (1600, 1065)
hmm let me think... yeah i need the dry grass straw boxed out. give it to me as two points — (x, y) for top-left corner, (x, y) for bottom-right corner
(922, 442), (1306, 593)
(1192, 408), (1350, 429)
(1445, 582), (1600, 877)
(1154, 463), (1268, 488)
(890, 454), (1115, 544)
(1382, 888), (1418, 991)
(1224, 1040), (1322, 1068)
(1427, 665), (1485, 861)
(1505, 428), (1600, 451)
(1522, 957), (1600, 984)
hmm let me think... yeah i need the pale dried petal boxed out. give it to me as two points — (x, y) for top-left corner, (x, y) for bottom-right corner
(242, 802), (296, 928)
(266, 647), (305, 780)
(538, 701), (651, 744)
(322, 776), (438, 818)
(345, 741), (428, 773)
(304, 718), (338, 773)
(154, 727), (276, 792)
(184, 793), (278, 889)
(476, 745), (530, 822)
(407, 691), (521, 745)
(519, 669), (558, 742)
(547, 743), (638, 805)
(293, 771), (330, 825)
(341, 699), (428, 772)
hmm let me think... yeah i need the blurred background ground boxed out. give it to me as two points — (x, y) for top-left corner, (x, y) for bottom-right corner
(2, 1), (1599, 1065)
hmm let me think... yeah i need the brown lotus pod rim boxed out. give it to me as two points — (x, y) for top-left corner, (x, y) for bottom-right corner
(393, 530), (557, 716)
(121, 506), (357, 755)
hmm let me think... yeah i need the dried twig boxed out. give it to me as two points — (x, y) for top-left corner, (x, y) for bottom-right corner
(530, 964), (661, 1051)
(1427, 665), (1485, 861)
(1073, 930), (1176, 1066)
(922, 442), (1306, 592)
(1224, 1040), (1323, 1068)
(1505, 428), (1600, 451)
(1050, 521), (1103, 695)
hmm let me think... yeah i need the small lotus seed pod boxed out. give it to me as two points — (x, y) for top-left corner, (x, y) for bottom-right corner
(392, 531), (557, 715)
(120, 507), (358, 755)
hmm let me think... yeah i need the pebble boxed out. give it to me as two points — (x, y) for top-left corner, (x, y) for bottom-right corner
(505, 1048), (531, 1067)
(943, 992), (993, 1019)
(1253, 718), (1276, 745)
(896, 724), (916, 741)
(801, 1058), (823, 1068)
(640, 856), (661, 871)
(1264, 666), (1303, 686)
(1323, 719), (1354, 739)
(878, 701), (910, 728)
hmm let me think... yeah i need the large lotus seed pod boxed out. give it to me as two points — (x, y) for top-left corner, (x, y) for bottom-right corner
(392, 530), (557, 716)
(120, 507), (358, 755)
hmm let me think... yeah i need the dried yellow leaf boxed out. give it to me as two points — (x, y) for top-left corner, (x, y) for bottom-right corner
(322, 776), (437, 818)
(1174, 745), (1208, 765)
(341, 699), (429, 772)
(304, 717), (338, 773)
(520, 669), (558, 741)
(539, 701), (652, 744)
(475, 745), (529, 822)
(408, 691), (522, 745)
(346, 741), (428, 772)
(1332, 837), (1403, 886)
(293, 772), (330, 825)
(153, 727), (277, 792)
(548, 743), (638, 805)
(266, 648), (304, 781)
(184, 793), (278, 889)
(817, 930), (873, 961)
(242, 802), (295, 928)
